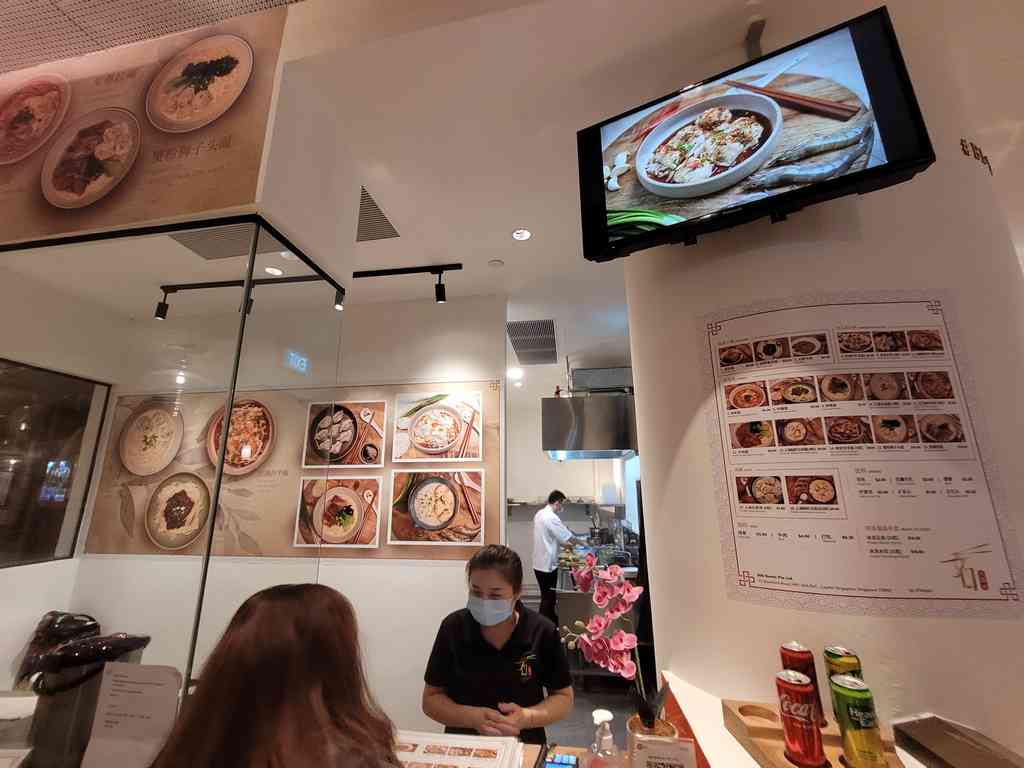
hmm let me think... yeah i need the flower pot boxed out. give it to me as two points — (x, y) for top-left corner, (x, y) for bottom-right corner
(626, 714), (679, 766)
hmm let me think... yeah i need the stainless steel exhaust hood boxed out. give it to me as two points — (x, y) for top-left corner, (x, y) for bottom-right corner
(542, 395), (637, 460)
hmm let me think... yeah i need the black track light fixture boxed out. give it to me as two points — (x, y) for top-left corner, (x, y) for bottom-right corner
(352, 262), (462, 304)
(154, 291), (169, 320)
(435, 273), (446, 304)
(334, 288), (346, 311)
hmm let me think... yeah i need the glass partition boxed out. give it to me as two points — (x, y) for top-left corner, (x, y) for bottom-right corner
(0, 218), (348, 763)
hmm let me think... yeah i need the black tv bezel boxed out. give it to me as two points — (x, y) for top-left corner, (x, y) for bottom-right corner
(577, 6), (936, 263)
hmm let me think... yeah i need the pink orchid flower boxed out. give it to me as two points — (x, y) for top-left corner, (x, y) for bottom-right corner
(607, 651), (623, 674)
(591, 636), (610, 656)
(584, 552), (598, 568)
(578, 634), (595, 663)
(609, 629), (638, 651)
(593, 583), (612, 608)
(621, 582), (645, 605)
(596, 564), (624, 583)
(574, 569), (594, 593)
(586, 614), (609, 637)
(604, 599), (629, 620)
(620, 654), (637, 680)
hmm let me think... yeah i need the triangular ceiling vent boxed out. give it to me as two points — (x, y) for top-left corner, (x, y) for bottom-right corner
(356, 186), (400, 242)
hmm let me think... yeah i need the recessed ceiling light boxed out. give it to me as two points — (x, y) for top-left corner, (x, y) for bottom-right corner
(507, 367), (524, 381)
(513, 380), (524, 388)
(488, 259), (505, 268)
(175, 371), (186, 385)
(265, 266), (284, 276)
(511, 228), (531, 241)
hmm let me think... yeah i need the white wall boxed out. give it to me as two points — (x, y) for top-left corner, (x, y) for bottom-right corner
(625, 0), (1024, 751)
(71, 294), (506, 730)
(507, 364), (597, 501)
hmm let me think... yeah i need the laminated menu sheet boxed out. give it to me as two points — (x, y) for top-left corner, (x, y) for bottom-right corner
(702, 293), (1021, 617)
(396, 731), (523, 768)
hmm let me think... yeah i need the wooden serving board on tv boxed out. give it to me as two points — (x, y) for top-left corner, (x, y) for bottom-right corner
(602, 74), (871, 221)
(722, 698), (904, 768)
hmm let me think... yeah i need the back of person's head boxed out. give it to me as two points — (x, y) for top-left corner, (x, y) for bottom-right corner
(150, 584), (396, 768)
(548, 490), (567, 506)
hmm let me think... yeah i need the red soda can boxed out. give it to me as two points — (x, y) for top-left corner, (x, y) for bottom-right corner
(780, 640), (826, 726)
(776, 669), (827, 767)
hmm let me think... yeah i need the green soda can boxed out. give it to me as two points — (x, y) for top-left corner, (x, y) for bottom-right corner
(824, 646), (862, 718)
(830, 674), (886, 767)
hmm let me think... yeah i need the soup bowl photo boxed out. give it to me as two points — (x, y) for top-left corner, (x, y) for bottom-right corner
(635, 93), (783, 199)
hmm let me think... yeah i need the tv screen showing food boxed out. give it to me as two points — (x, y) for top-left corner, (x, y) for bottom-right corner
(577, 7), (934, 262)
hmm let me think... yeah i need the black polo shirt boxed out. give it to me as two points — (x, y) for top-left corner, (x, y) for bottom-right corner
(424, 602), (572, 745)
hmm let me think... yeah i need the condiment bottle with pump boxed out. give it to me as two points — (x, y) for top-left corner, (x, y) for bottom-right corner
(586, 709), (624, 768)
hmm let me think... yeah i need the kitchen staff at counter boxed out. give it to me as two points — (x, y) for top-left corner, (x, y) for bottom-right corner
(422, 545), (574, 745)
(533, 490), (587, 625)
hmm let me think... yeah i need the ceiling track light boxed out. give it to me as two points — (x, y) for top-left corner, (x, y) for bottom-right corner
(154, 291), (169, 320)
(435, 273), (447, 304)
(334, 287), (346, 311)
(351, 262), (462, 304)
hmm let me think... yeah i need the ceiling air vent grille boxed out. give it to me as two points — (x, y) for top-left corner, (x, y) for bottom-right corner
(507, 319), (557, 365)
(356, 186), (400, 242)
(170, 224), (287, 261)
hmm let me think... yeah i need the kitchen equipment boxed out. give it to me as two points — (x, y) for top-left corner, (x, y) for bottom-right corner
(543, 394), (637, 460)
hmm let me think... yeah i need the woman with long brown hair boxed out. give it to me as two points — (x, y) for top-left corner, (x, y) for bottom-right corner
(151, 584), (398, 768)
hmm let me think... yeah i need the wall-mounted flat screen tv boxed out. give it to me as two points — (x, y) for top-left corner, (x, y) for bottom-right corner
(577, 7), (935, 262)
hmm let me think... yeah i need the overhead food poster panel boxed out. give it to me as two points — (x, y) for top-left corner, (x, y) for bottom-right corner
(0, 7), (286, 244)
(702, 294), (1021, 617)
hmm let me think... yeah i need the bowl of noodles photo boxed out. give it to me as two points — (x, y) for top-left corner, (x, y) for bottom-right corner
(408, 476), (459, 531)
(0, 74), (71, 166)
(636, 93), (783, 199)
(146, 34), (254, 133)
(311, 485), (365, 544)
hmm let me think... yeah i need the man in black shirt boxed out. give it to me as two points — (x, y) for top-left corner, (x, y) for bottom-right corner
(423, 546), (574, 744)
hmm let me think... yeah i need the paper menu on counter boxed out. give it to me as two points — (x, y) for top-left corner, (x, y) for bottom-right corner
(81, 663), (181, 768)
(396, 730), (522, 768)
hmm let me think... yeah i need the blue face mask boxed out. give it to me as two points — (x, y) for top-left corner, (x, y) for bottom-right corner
(467, 595), (514, 626)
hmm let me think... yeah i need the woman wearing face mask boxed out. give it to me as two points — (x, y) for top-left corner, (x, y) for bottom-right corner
(422, 545), (574, 745)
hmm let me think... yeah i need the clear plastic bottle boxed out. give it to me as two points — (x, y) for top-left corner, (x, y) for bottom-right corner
(586, 709), (625, 768)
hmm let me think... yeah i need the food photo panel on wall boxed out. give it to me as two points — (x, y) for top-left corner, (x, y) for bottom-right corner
(303, 400), (386, 468)
(294, 476), (382, 549)
(388, 470), (484, 546)
(392, 392), (483, 462)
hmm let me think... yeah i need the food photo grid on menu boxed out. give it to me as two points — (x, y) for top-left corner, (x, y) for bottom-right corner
(392, 392), (483, 462)
(293, 476), (382, 549)
(388, 470), (485, 546)
(302, 400), (387, 468)
(734, 473), (840, 507)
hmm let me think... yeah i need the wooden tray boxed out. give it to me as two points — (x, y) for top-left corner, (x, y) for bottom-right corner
(722, 699), (904, 768)
(602, 73), (871, 221)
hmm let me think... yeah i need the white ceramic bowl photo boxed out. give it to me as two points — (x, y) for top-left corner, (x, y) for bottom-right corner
(635, 92), (783, 199)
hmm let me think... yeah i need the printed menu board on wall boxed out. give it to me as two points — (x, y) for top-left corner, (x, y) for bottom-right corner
(704, 295), (1020, 616)
(0, 7), (285, 244)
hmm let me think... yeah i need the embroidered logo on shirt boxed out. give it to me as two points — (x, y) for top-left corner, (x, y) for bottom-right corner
(516, 653), (537, 682)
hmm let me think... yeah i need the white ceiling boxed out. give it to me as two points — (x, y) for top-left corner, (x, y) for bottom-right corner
(0, 0), (301, 73)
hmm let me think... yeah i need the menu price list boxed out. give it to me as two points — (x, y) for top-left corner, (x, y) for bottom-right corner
(710, 299), (1015, 604)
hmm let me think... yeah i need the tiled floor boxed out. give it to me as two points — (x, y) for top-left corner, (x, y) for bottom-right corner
(547, 680), (635, 750)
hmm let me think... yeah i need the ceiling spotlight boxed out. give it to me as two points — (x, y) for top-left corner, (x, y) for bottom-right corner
(488, 259), (505, 268)
(334, 288), (346, 312)
(265, 266), (284, 276)
(241, 296), (254, 315)
(512, 228), (531, 241)
(175, 371), (186, 386)
(435, 273), (446, 304)
(507, 367), (524, 381)
(513, 380), (524, 388)
(154, 292), (169, 320)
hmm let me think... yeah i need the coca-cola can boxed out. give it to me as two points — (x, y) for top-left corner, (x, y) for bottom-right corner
(776, 669), (827, 768)
(780, 640), (826, 726)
